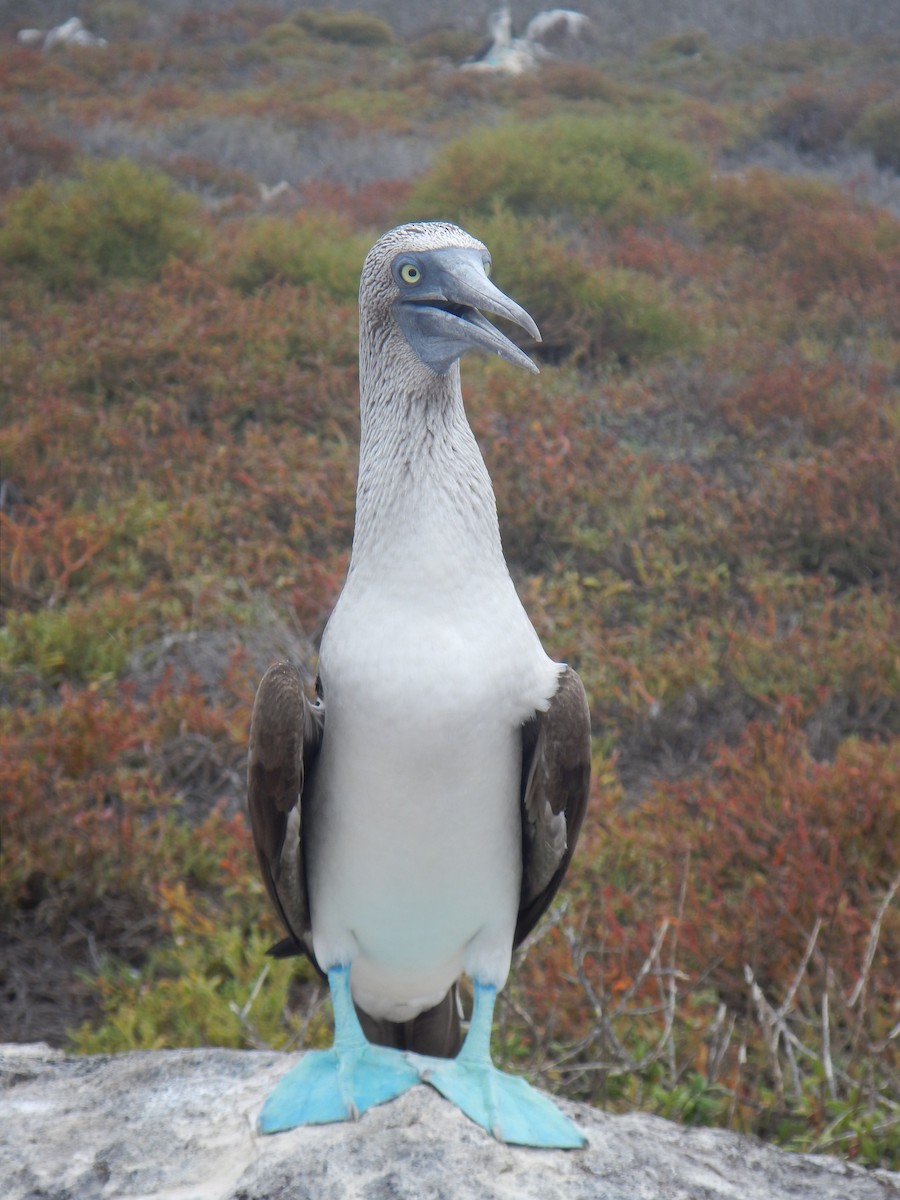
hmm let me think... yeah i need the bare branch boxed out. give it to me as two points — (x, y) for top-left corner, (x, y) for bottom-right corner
(847, 871), (900, 1010)
(228, 962), (272, 1050)
(611, 919), (671, 1015)
(821, 987), (836, 1101)
(776, 916), (821, 1022)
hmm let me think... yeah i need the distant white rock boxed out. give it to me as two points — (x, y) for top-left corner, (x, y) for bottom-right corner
(462, 7), (538, 74)
(462, 6), (593, 74)
(258, 180), (295, 204)
(18, 17), (109, 51)
(525, 8), (592, 45)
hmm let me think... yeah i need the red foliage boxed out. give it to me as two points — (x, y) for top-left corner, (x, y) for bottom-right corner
(1, 683), (152, 912)
(0, 115), (75, 193)
(2, 498), (113, 607)
(708, 170), (900, 321)
(767, 82), (872, 154)
(744, 437), (899, 583)
(665, 728), (898, 1004)
(517, 724), (899, 1102)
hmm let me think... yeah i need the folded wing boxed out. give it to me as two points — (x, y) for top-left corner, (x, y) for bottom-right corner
(247, 661), (324, 963)
(516, 665), (591, 945)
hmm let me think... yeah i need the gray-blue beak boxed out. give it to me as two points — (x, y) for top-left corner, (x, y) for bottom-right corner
(393, 248), (541, 375)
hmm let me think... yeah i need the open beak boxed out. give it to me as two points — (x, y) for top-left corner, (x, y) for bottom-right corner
(394, 248), (541, 375)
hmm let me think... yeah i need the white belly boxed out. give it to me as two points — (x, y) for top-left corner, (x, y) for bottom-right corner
(308, 709), (521, 1019)
(305, 579), (560, 1020)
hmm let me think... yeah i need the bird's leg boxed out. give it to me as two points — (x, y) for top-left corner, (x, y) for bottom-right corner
(258, 964), (419, 1134)
(413, 980), (585, 1149)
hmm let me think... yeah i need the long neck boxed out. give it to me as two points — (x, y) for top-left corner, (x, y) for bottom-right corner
(350, 329), (507, 589)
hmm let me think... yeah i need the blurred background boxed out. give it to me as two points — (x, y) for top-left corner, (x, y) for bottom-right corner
(1, 0), (898, 1169)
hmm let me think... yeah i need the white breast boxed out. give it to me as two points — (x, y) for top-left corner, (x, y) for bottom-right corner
(306, 573), (560, 1020)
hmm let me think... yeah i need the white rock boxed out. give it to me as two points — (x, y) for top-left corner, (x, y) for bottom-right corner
(259, 180), (294, 204)
(43, 17), (108, 51)
(525, 9), (592, 44)
(1, 1042), (897, 1200)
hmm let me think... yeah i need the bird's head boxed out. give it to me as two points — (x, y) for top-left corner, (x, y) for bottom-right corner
(360, 222), (541, 377)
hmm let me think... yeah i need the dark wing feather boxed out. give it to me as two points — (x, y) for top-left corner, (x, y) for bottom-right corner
(515, 665), (591, 945)
(247, 661), (324, 965)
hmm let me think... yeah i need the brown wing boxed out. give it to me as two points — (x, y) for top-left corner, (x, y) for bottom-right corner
(515, 665), (591, 945)
(247, 661), (324, 964)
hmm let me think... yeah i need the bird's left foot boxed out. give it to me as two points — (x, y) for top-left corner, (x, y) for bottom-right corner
(414, 1054), (585, 1148)
(410, 979), (585, 1149)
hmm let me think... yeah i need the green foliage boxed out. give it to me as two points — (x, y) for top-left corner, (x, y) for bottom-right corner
(260, 21), (310, 53)
(2, 598), (132, 684)
(409, 29), (481, 62)
(71, 884), (321, 1053)
(852, 96), (900, 170)
(408, 116), (709, 229)
(0, 159), (206, 292)
(226, 212), (369, 299)
(649, 1071), (730, 1127)
(290, 8), (393, 46)
(469, 213), (698, 367)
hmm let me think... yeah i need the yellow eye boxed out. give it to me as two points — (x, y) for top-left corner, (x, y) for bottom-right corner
(483, 258), (492, 277)
(400, 263), (421, 285)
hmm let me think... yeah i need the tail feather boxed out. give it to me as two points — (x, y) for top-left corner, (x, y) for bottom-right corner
(356, 985), (461, 1057)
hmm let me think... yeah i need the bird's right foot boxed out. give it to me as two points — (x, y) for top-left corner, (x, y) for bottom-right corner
(258, 963), (420, 1134)
(258, 1040), (419, 1132)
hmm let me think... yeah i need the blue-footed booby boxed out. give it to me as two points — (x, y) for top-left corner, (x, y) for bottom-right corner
(248, 222), (591, 1148)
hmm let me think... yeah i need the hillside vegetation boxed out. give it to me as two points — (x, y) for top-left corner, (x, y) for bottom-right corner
(1, 5), (898, 1168)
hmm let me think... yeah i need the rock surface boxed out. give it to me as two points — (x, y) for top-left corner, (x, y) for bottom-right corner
(1, 1042), (897, 1200)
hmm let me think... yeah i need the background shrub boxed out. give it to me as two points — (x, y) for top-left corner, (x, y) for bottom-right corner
(0, 158), (206, 291)
(765, 82), (867, 154)
(528, 64), (621, 102)
(851, 96), (900, 170)
(408, 116), (709, 229)
(468, 213), (697, 366)
(226, 211), (369, 299)
(290, 8), (394, 46)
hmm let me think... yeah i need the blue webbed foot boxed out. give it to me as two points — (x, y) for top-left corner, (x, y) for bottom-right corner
(419, 1056), (585, 1148)
(414, 981), (585, 1149)
(259, 1040), (419, 1132)
(258, 965), (419, 1134)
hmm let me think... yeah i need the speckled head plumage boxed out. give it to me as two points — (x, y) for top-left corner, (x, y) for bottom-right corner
(361, 222), (487, 299)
